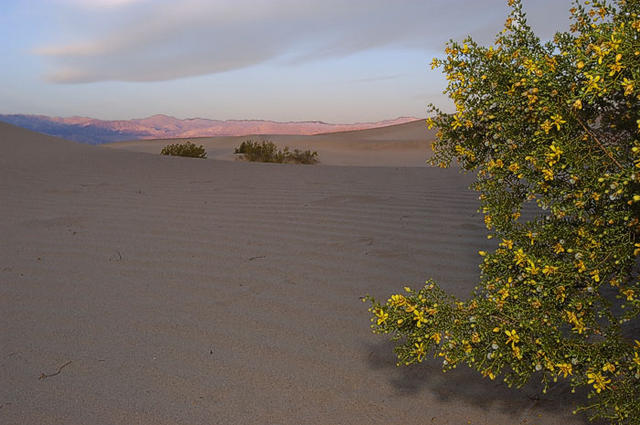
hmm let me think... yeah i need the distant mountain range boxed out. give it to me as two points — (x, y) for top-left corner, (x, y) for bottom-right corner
(0, 114), (419, 145)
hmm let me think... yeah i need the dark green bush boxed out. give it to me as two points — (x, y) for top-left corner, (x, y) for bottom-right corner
(160, 141), (207, 158)
(234, 139), (318, 164)
(288, 148), (319, 164)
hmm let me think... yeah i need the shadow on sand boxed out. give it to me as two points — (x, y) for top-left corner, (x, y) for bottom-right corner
(364, 340), (607, 425)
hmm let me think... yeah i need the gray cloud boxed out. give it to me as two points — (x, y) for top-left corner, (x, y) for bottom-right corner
(38, 0), (573, 83)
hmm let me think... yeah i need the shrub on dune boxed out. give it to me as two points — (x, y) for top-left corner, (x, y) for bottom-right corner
(366, 1), (640, 423)
(234, 139), (318, 164)
(160, 141), (207, 158)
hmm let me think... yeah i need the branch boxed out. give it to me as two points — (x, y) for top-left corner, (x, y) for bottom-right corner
(574, 116), (622, 169)
(39, 361), (72, 380)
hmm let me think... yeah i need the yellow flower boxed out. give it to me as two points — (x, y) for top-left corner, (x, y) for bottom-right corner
(602, 363), (615, 373)
(541, 119), (553, 134)
(389, 294), (407, 307)
(482, 369), (496, 380)
(542, 168), (554, 181)
(587, 371), (611, 393)
(514, 248), (527, 266)
(412, 342), (427, 362)
(375, 308), (388, 325)
(413, 309), (428, 327)
(484, 214), (492, 229)
(505, 329), (520, 346)
(622, 78), (634, 96)
(501, 239), (513, 249)
(512, 345), (523, 360)
(622, 289), (635, 301)
(526, 231), (536, 245)
(546, 143), (563, 165)
(426, 117), (436, 129)
(525, 259), (539, 275)
(556, 363), (573, 378)
(451, 114), (463, 129)
(550, 114), (566, 131)
(556, 286), (566, 302)
(508, 162), (520, 173)
(585, 73), (601, 93)
(498, 287), (510, 300)
(554, 243), (565, 253)
(566, 310), (586, 334)
(425, 306), (438, 316)
(608, 54), (623, 76)
(574, 319), (586, 334)
(430, 333), (442, 344)
(573, 99), (583, 109)
(591, 44), (607, 64)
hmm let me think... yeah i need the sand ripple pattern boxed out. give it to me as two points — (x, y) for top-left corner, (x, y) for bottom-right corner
(0, 123), (587, 425)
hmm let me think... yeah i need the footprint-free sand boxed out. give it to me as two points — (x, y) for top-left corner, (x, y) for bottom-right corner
(1, 121), (590, 424)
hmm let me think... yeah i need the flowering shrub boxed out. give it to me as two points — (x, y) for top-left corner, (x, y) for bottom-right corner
(160, 141), (207, 158)
(366, 1), (640, 423)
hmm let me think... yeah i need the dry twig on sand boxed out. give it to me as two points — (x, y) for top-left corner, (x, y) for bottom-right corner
(39, 361), (72, 380)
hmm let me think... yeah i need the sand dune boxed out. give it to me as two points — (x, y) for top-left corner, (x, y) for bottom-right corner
(1, 122), (592, 424)
(106, 119), (434, 167)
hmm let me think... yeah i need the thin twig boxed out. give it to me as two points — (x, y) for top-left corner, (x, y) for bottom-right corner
(575, 116), (622, 169)
(39, 361), (72, 380)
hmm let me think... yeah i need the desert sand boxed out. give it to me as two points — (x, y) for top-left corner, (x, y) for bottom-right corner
(106, 120), (434, 167)
(1, 121), (593, 424)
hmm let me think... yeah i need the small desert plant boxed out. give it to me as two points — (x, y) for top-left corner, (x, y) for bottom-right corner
(233, 140), (255, 155)
(288, 148), (319, 164)
(160, 141), (207, 158)
(234, 139), (318, 164)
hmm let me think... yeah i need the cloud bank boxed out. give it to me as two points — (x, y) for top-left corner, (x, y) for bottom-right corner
(38, 0), (572, 83)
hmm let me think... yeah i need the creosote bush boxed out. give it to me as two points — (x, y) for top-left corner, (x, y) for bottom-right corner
(160, 141), (207, 158)
(366, 1), (640, 423)
(234, 139), (318, 164)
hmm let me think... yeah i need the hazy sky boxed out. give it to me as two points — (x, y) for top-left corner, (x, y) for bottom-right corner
(1, 0), (573, 122)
